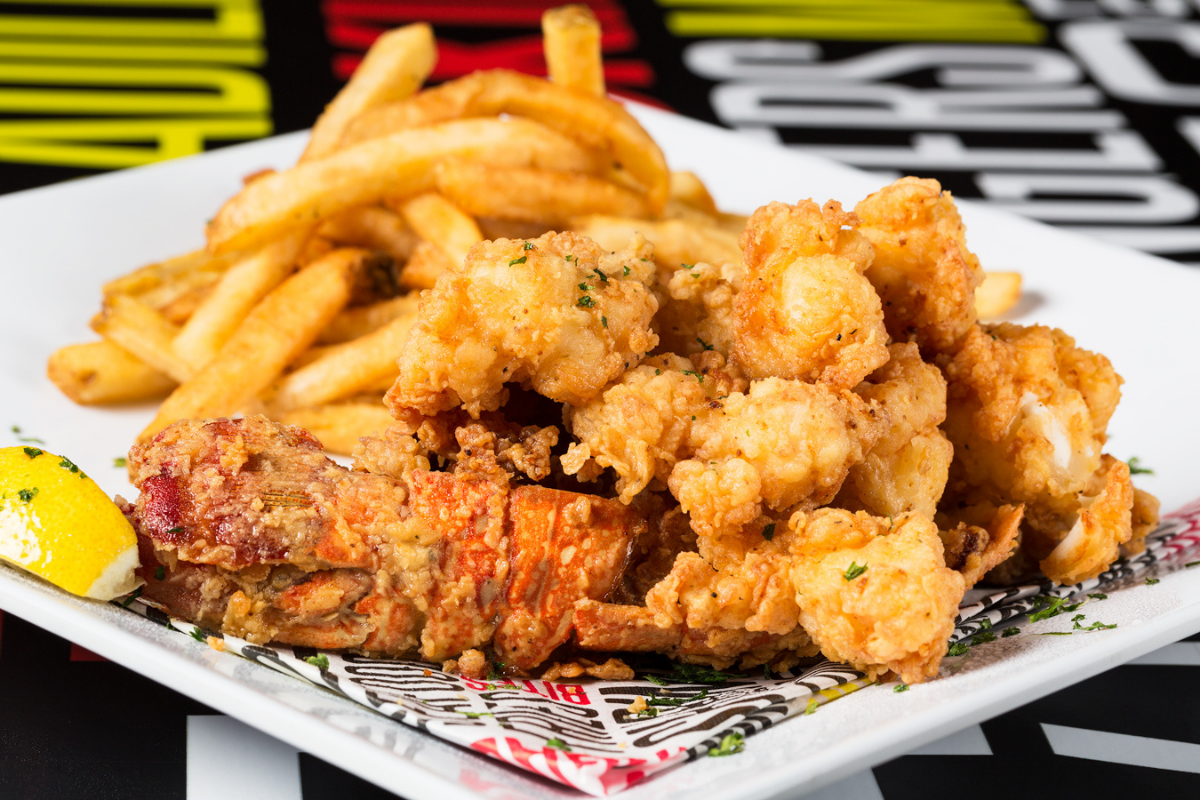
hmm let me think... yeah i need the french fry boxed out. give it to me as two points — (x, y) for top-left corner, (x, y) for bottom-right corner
(207, 117), (608, 253)
(271, 308), (420, 412)
(398, 241), (455, 290)
(277, 401), (397, 456)
(102, 248), (231, 298)
(395, 192), (482, 267)
(339, 70), (669, 213)
(570, 215), (743, 278)
(975, 271), (1023, 319)
(542, 5), (605, 97)
(669, 171), (719, 216)
(434, 160), (649, 224)
(90, 294), (193, 383)
(318, 205), (418, 262)
(173, 231), (307, 371)
(318, 294), (421, 345)
(139, 248), (372, 442)
(303, 23), (436, 160)
(47, 341), (175, 405)
(157, 283), (216, 325)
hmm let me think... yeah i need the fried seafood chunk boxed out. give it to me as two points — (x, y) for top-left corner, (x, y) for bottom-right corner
(387, 230), (658, 418)
(1038, 457), (1132, 585)
(935, 502), (1024, 589)
(1127, 487), (1161, 556)
(855, 177), (984, 354)
(731, 200), (888, 390)
(787, 509), (966, 684)
(836, 343), (953, 519)
(655, 260), (741, 357)
(940, 323), (1121, 526)
(669, 377), (885, 539)
(129, 416), (640, 669)
(562, 352), (747, 503)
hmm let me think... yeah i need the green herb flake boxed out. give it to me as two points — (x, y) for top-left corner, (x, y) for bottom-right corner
(971, 631), (996, 645)
(462, 711), (494, 719)
(58, 456), (85, 479)
(894, 683), (909, 693)
(523, 241), (535, 251)
(22, 447), (42, 458)
(648, 689), (708, 707)
(843, 561), (868, 581)
(946, 642), (970, 657)
(1185, 561), (1200, 568)
(113, 456), (127, 468)
(17, 487), (37, 503)
(579, 282), (592, 291)
(120, 586), (143, 608)
(1039, 631), (1074, 636)
(979, 618), (992, 630)
(637, 707), (658, 718)
(696, 337), (714, 351)
(509, 256), (527, 266)
(592, 267), (608, 282)
(601, 316), (608, 328)
(1079, 620), (1117, 631)
(654, 369), (662, 376)
(166, 526), (184, 534)
(305, 654), (330, 670)
(691, 272), (700, 279)
(154, 566), (166, 581)
(577, 295), (596, 308)
(681, 370), (704, 384)
(1128, 456), (1154, 475)
(1002, 627), (1020, 638)
(680, 263), (693, 270)
(762, 523), (776, 542)
(623, 266), (631, 276)
(644, 674), (669, 686)
(763, 664), (773, 680)
(1088, 593), (1108, 600)
(708, 731), (745, 757)
(1146, 577), (1160, 585)
(804, 699), (819, 716)
(546, 738), (572, 752)
(1071, 614), (1087, 623)
(656, 663), (736, 684)
(190, 627), (206, 642)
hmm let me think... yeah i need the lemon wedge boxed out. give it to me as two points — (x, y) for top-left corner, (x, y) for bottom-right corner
(0, 446), (140, 600)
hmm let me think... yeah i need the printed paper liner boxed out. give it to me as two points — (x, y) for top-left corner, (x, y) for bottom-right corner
(122, 501), (1200, 796)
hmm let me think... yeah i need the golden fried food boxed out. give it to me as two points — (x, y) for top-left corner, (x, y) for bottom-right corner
(386, 230), (659, 418)
(655, 259), (741, 356)
(787, 509), (966, 684)
(836, 343), (953, 519)
(1039, 457), (1132, 585)
(856, 177), (984, 355)
(732, 200), (888, 390)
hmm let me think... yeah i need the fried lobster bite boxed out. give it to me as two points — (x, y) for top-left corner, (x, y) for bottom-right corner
(939, 323), (1156, 584)
(386, 230), (659, 419)
(126, 416), (642, 672)
(855, 177), (984, 356)
(731, 199), (889, 390)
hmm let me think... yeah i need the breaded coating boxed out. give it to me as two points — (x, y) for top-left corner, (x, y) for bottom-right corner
(669, 377), (885, 539)
(787, 509), (967, 684)
(1127, 487), (1161, 556)
(562, 352), (747, 503)
(732, 200), (889, 390)
(941, 322), (1121, 525)
(1040, 458), (1133, 585)
(387, 230), (658, 418)
(935, 502), (1024, 589)
(655, 259), (742, 357)
(856, 177), (984, 354)
(836, 343), (953, 519)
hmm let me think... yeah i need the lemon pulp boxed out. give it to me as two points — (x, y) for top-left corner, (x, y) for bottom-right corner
(0, 446), (140, 600)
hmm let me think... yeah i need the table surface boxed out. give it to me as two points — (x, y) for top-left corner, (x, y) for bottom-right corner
(2, 1), (1199, 797)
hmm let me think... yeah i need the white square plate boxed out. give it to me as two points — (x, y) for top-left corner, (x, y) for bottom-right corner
(1, 107), (1199, 799)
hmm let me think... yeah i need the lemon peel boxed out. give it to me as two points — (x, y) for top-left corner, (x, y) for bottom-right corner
(0, 446), (140, 600)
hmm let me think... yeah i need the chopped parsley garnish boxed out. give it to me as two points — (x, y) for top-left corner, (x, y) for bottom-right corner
(637, 707), (658, 718)
(762, 523), (776, 542)
(577, 295), (596, 308)
(154, 566), (166, 581)
(680, 263), (693, 270)
(647, 689), (708, 707)
(644, 674), (669, 686)
(1039, 631), (1074, 636)
(1028, 595), (1083, 622)
(17, 487), (37, 503)
(1146, 577), (1160, 585)
(691, 272), (700, 279)
(946, 642), (970, 657)
(1076, 620), (1117, 631)
(1071, 614), (1086, 623)
(120, 586), (143, 608)
(979, 618), (992, 630)
(1088, 593), (1108, 601)
(971, 631), (996, 645)
(894, 683), (909, 693)
(708, 731), (745, 757)
(190, 628), (206, 642)
(592, 267), (608, 282)
(12, 426), (45, 444)
(166, 527), (184, 534)
(22, 447), (42, 459)
(680, 370), (704, 383)
(546, 738), (571, 752)
(523, 241), (535, 250)
(1186, 561), (1200, 568)
(804, 699), (819, 715)
(305, 654), (330, 669)
(58, 456), (85, 478)
(696, 337), (714, 351)
(461, 711), (494, 719)
(654, 369), (662, 375)
(1128, 456), (1153, 475)
(578, 282), (592, 291)
(623, 265), (630, 276)
(763, 664), (773, 680)
(653, 663), (736, 684)
(601, 316), (608, 328)
(843, 562), (868, 581)
(508, 256), (527, 266)
(113, 456), (127, 468)
(1002, 627), (1020, 638)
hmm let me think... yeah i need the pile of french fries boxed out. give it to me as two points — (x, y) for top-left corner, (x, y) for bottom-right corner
(46, 6), (1022, 456)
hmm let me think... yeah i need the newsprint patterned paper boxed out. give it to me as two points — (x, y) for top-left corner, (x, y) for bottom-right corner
(122, 500), (1200, 796)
